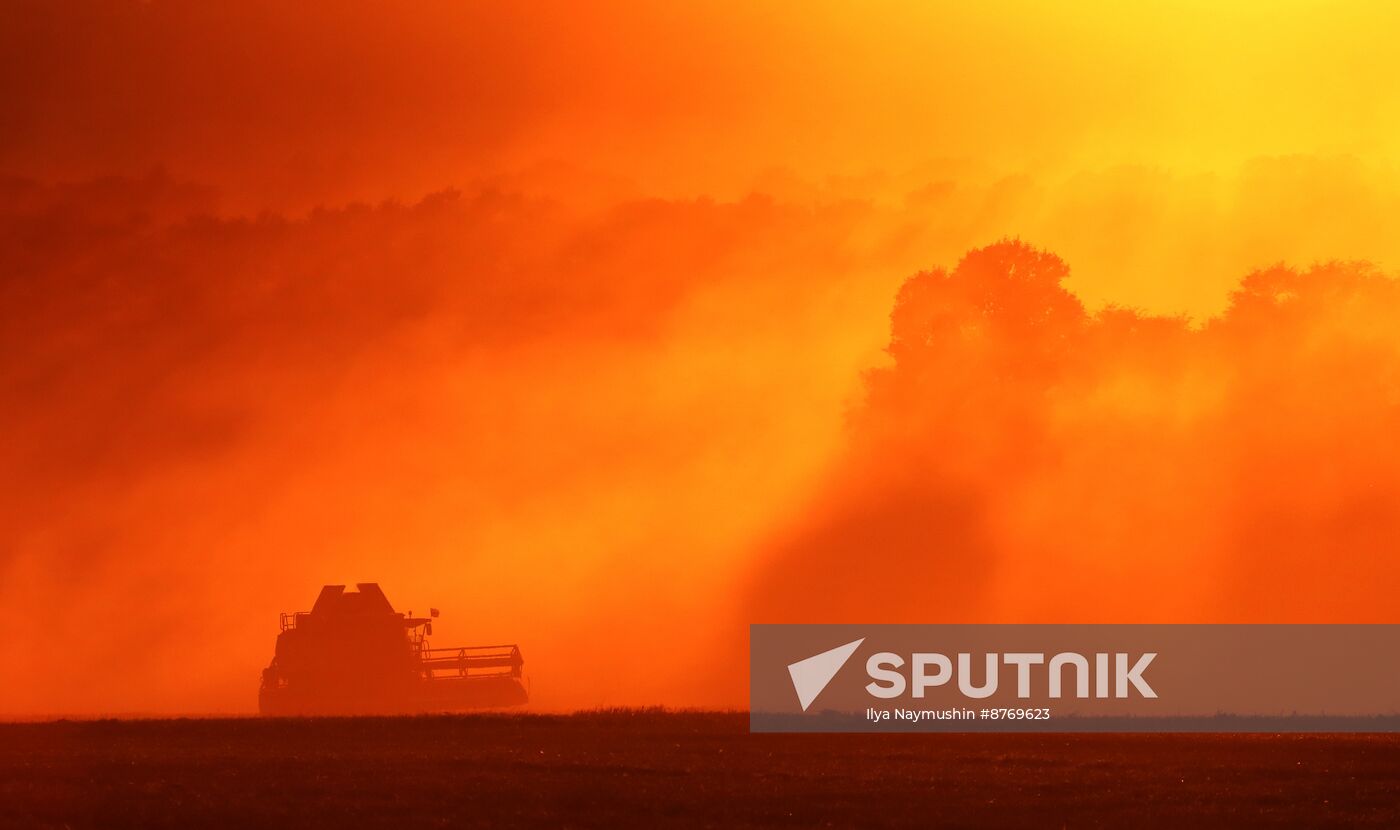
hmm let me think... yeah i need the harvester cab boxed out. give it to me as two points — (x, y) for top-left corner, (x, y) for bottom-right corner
(259, 583), (527, 716)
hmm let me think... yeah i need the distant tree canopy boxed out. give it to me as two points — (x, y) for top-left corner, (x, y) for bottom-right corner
(751, 240), (1400, 624)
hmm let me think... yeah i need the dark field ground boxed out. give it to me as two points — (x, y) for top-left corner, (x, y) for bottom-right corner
(2, 711), (1399, 828)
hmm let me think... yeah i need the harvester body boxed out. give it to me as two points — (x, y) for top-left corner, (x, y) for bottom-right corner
(259, 583), (526, 715)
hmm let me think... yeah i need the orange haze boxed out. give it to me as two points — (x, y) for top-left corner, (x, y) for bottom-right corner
(3, 1), (1400, 714)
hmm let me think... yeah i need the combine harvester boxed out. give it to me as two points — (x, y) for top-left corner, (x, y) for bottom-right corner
(259, 583), (527, 715)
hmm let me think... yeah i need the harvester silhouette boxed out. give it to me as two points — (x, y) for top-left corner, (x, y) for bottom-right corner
(259, 583), (527, 715)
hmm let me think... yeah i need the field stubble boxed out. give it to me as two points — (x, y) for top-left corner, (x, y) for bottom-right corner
(1, 711), (1398, 828)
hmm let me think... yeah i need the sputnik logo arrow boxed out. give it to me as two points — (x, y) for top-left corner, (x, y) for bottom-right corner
(787, 638), (865, 711)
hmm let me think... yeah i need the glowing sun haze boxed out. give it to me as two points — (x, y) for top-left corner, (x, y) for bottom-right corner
(3, 0), (1400, 714)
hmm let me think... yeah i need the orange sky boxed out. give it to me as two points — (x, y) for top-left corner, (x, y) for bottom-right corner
(3, 1), (1400, 714)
